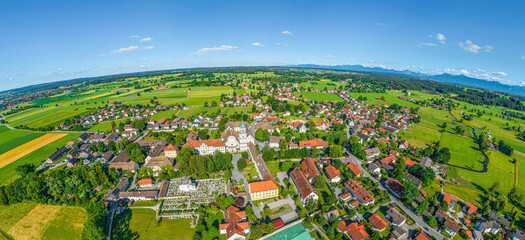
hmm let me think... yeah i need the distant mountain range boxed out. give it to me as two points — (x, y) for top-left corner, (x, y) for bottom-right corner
(286, 64), (525, 97)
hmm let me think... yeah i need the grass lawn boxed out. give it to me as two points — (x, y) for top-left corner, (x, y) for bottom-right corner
(112, 208), (195, 240)
(88, 119), (129, 132)
(266, 162), (281, 174)
(294, 91), (343, 102)
(0, 133), (80, 185)
(346, 91), (421, 108)
(399, 125), (441, 149)
(299, 80), (345, 90)
(440, 133), (484, 171)
(516, 155), (525, 195)
(0, 126), (44, 155)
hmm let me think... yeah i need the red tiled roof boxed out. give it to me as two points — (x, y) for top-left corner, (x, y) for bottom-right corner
(299, 138), (329, 148)
(347, 162), (362, 177)
(465, 202), (478, 214)
(249, 180), (278, 193)
(368, 214), (388, 231)
(325, 165), (341, 180)
(414, 230), (432, 240)
(344, 179), (375, 205)
(184, 139), (225, 148)
(300, 158), (320, 181)
(443, 193), (458, 204)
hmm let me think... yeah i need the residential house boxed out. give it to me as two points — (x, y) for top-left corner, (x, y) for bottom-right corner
(268, 136), (284, 149)
(385, 178), (405, 199)
(420, 157), (433, 168)
(138, 178), (153, 188)
(463, 202), (479, 215)
(442, 193), (458, 210)
(414, 230), (432, 240)
(290, 168), (319, 206)
(368, 214), (388, 232)
(164, 144), (178, 158)
(344, 179), (375, 205)
(144, 156), (174, 176)
(347, 162), (362, 177)
(219, 205), (250, 240)
(443, 219), (461, 237)
(386, 208), (407, 227)
(364, 147), (381, 160)
(476, 219), (502, 235)
(300, 158), (320, 183)
(109, 151), (139, 172)
(404, 173), (423, 188)
(325, 165), (341, 183)
(46, 147), (68, 163)
(398, 140), (409, 150)
(323, 208), (340, 222)
(392, 226), (407, 240)
(338, 221), (369, 240)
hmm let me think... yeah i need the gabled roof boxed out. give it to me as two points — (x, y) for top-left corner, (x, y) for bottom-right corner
(443, 193), (458, 204)
(347, 162), (362, 177)
(444, 219), (461, 233)
(290, 168), (316, 199)
(300, 158), (320, 181)
(298, 138), (329, 148)
(249, 180), (278, 193)
(184, 139), (226, 148)
(368, 214), (388, 231)
(325, 165), (341, 180)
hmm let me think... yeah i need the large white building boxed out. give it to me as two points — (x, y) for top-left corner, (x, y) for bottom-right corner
(183, 139), (226, 155)
(222, 121), (254, 153)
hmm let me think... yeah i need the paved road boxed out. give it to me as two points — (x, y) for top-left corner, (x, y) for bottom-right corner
(231, 153), (262, 219)
(344, 148), (444, 240)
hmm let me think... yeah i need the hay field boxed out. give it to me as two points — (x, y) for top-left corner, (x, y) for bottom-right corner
(0, 133), (67, 169)
(1, 204), (86, 240)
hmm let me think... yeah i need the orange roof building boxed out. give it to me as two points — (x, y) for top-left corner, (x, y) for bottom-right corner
(290, 168), (319, 206)
(138, 178), (153, 187)
(219, 205), (250, 240)
(347, 162), (362, 177)
(300, 158), (320, 182)
(164, 143), (178, 158)
(325, 165), (341, 182)
(249, 180), (278, 201)
(298, 138), (329, 149)
(414, 230), (432, 240)
(183, 139), (226, 155)
(344, 179), (375, 205)
(368, 214), (388, 231)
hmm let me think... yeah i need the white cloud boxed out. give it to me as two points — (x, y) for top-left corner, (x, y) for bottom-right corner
(109, 46), (140, 54)
(194, 45), (238, 54)
(444, 68), (507, 82)
(376, 22), (384, 26)
(325, 55), (337, 59)
(143, 46), (155, 50)
(459, 40), (494, 53)
(5, 74), (16, 81)
(281, 30), (293, 36)
(140, 37), (152, 42)
(418, 42), (438, 48)
(436, 33), (446, 44)
(522, 81), (525, 85)
(129, 35), (140, 38)
(252, 42), (264, 47)
(521, 55), (525, 59)
(139, 64), (146, 68)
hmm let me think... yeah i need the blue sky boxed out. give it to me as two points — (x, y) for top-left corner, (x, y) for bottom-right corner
(1, 0), (525, 91)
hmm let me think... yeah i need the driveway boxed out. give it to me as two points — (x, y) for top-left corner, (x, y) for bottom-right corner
(231, 153), (261, 219)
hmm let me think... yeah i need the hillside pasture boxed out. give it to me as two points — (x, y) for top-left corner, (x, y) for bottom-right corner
(299, 80), (344, 90)
(440, 133), (485, 171)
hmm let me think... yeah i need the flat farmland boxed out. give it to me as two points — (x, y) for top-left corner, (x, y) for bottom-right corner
(0, 133), (68, 169)
(0, 133), (80, 185)
(0, 204), (86, 240)
(88, 119), (128, 132)
(294, 91), (343, 102)
(0, 126), (44, 155)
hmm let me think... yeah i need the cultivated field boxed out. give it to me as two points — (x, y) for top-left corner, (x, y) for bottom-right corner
(0, 133), (67, 169)
(299, 80), (344, 90)
(0, 204), (86, 240)
(0, 133), (79, 185)
(441, 133), (484, 171)
(0, 126), (44, 155)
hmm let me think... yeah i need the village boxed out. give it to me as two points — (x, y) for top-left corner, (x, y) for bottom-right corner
(30, 79), (524, 240)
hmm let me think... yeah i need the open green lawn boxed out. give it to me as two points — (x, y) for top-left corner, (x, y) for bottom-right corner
(294, 91), (343, 102)
(516, 155), (525, 194)
(112, 208), (195, 240)
(0, 126), (44, 154)
(0, 133), (80, 185)
(399, 125), (441, 149)
(440, 133), (485, 171)
(347, 91), (421, 108)
(88, 119), (129, 132)
(299, 80), (345, 90)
